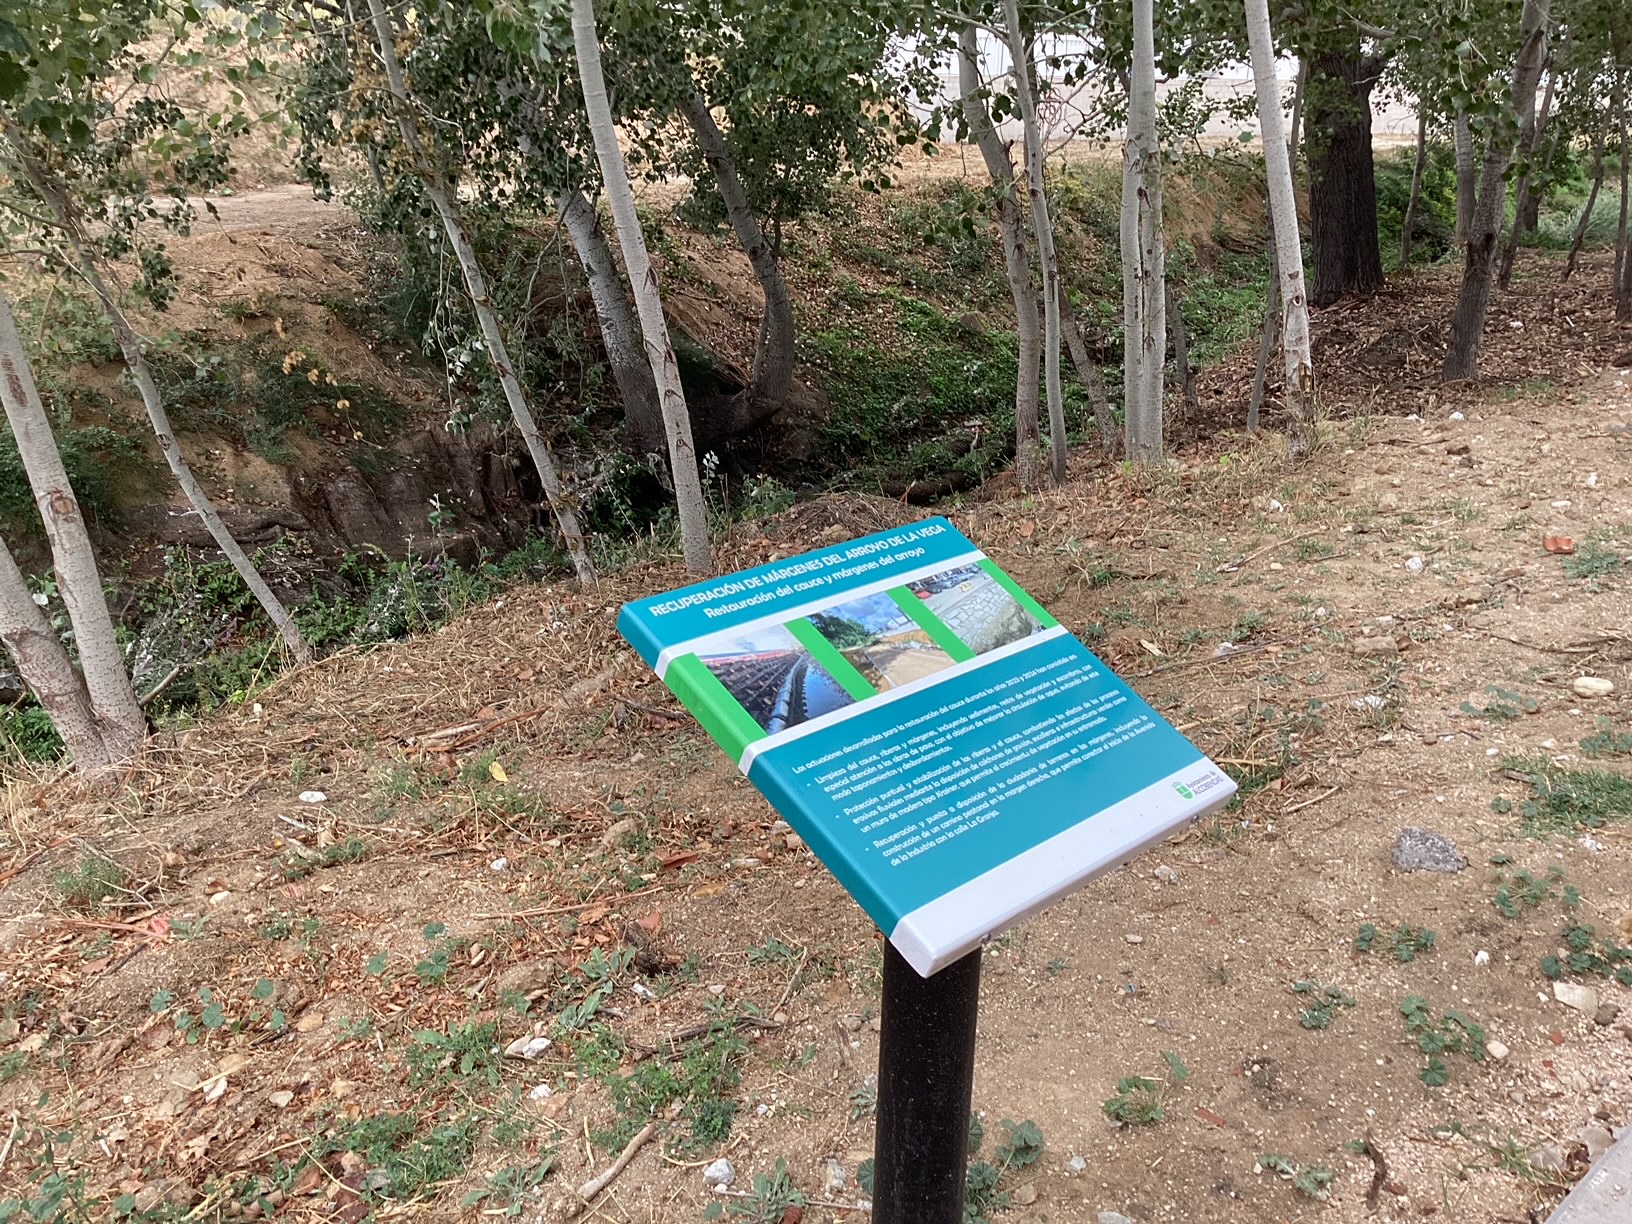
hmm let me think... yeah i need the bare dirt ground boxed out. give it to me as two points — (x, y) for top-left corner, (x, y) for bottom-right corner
(2, 325), (1630, 1223)
(2, 177), (1631, 1222)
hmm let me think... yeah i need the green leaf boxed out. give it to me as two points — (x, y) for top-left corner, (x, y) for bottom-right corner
(856, 1158), (875, 1194)
(252, 979), (276, 1000)
(1161, 1050), (1190, 1085)
(366, 951), (388, 975)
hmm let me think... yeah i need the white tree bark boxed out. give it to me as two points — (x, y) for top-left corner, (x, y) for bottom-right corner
(0, 294), (145, 765)
(554, 188), (664, 452)
(1003, 0), (1067, 483)
(1122, 0), (1166, 461)
(1245, 0), (1315, 460)
(5, 138), (315, 664)
(366, 0), (595, 585)
(1453, 110), (1477, 247)
(571, 0), (711, 573)
(957, 27), (1042, 487)
(0, 528), (110, 768)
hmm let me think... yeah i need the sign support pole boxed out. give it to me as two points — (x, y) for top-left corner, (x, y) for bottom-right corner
(872, 939), (981, 1224)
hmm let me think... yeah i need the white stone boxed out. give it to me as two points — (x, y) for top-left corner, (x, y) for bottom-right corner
(503, 1033), (553, 1061)
(1066, 1156), (1087, 1173)
(1449, 411), (1466, 420)
(297, 791), (327, 804)
(528, 1083), (553, 1100)
(1124, 934), (1144, 945)
(489, 857), (509, 872)
(1485, 1040), (1509, 1061)
(1153, 865), (1178, 885)
(703, 1159), (735, 1189)
(1474, 950), (1490, 967)
(1553, 981), (1600, 1013)
(1404, 556), (1425, 573)
(1572, 676), (1615, 698)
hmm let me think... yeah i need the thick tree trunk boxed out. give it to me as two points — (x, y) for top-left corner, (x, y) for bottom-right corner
(1122, 0), (1166, 461)
(0, 295), (145, 766)
(570, 0), (710, 573)
(1004, 0), (1068, 483)
(1563, 119), (1606, 281)
(0, 530), (110, 768)
(957, 28), (1042, 487)
(367, 0), (595, 584)
(1056, 289), (1116, 458)
(1399, 110), (1428, 269)
(678, 91), (795, 425)
(1453, 111), (1477, 247)
(1308, 41), (1385, 306)
(1246, 0), (1315, 459)
(555, 189), (664, 453)
(1444, 0), (1551, 382)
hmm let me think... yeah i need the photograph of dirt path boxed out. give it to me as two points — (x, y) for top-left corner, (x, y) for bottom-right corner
(809, 594), (957, 691)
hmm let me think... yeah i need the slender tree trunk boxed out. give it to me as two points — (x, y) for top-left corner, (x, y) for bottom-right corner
(5, 140), (315, 663)
(1399, 110), (1428, 269)
(1004, 0), (1067, 483)
(1308, 40), (1385, 305)
(0, 295), (145, 765)
(1056, 289), (1116, 458)
(570, 0), (710, 573)
(1498, 38), (1558, 291)
(0, 530), (110, 768)
(957, 28), (1043, 486)
(1618, 63), (1632, 319)
(555, 188), (664, 452)
(1453, 111), (1477, 247)
(1122, 0), (1166, 461)
(366, 0), (595, 584)
(1165, 284), (1198, 433)
(1517, 39), (1564, 234)
(1563, 119), (1606, 281)
(1247, 0), (1316, 459)
(1288, 59), (1306, 176)
(1248, 222), (1279, 434)
(678, 90), (795, 424)
(1444, 0), (1551, 382)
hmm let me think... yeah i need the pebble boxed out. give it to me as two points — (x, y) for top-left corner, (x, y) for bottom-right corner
(1580, 1124), (1615, 1161)
(822, 1159), (847, 1196)
(1390, 828), (1467, 874)
(1404, 556), (1425, 573)
(504, 1034), (552, 1061)
(1553, 981), (1599, 1013)
(1485, 1040), (1509, 1061)
(489, 857), (509, 873)
(1098, 1213), (1134, 1224)
(1448, 411), (1466, 421)
(528, 1083), (552, 1100)
(703, 1158), (735, 1189)
(1153, 865), (1178, 885)
(1572, 676), (1615, 698)
(1124, 934), (1144, 945)
(1580, 836), (1604, 853)
(707, 984), (727, 997)
(600, 817), (639, 850)
(1353, 636), (1400, 659)
(1595, 1003), (1621, 1027)
(1474, 950), (1491, 967)
(1066, 1156), (1087, 1174)
(297, 791), (327, 804)
(1012, 1183), (1038, 1206)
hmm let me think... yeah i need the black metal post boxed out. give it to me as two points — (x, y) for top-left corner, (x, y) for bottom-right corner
(872, 939), (982, 1224)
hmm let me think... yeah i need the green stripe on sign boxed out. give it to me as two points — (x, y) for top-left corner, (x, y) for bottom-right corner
(664, 654), (766, 765)
(886, 587), (977, 664)
(978, 558), (1059, 629)
(784, 619), (877, 702)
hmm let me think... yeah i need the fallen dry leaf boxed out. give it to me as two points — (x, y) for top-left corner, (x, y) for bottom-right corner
(489, 760), (508, 783)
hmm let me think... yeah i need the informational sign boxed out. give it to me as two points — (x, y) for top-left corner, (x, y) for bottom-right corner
(618, 517), (1236, 976)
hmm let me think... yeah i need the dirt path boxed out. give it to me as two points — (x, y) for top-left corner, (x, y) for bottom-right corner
(1, 359), (1628, 1221)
